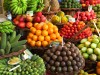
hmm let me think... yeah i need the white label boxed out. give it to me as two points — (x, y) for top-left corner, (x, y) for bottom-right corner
(7, 12), (12, 20)
(22, 49), (33, 60)
(26, 11), (33, 16)
(88, 5), (92, 12)
(69, 18), (75, 22)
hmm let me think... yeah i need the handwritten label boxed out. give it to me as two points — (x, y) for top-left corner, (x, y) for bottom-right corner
(26, 11), (33, 16)
(69, 18), (75, 22)
(88, 5), (92, 12)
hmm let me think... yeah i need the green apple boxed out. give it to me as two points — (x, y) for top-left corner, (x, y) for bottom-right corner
(87, 48), (93, 54)
(81, 47), (87, 53)
(84, 41), (91, 47)
(97, 37), (100, 41)
(97, 43), (100, 48)
(80, 39), (87, 44)
(94, 48), (100, 55)
(82, 53), (89, 59)
(78, 44), (85, 49)
(91, 43), (97, 49)
(92, 38), (99, 44)
(89, 54), (97, 61)
(92, 35), (98, 39)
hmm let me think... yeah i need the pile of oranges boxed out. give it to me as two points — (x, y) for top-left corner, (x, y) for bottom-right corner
(27, 21), (62, 47)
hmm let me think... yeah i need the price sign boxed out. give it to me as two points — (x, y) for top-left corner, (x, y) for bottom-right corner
(7, 12), (12, 20)
(88, 5), (92, 12)
(69, 18), (75, 22)
(49, 41), (60, 47)
(26, 11), (33, 16)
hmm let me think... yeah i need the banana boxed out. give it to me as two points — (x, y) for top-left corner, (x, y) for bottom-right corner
(12, 6), (18, 15)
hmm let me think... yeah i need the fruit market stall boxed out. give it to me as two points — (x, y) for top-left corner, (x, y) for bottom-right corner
(1, 0), (100, 75)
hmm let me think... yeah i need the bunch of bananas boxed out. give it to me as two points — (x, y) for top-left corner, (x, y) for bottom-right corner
(9, 0), (27, 15)
(27, 0), (44, 12)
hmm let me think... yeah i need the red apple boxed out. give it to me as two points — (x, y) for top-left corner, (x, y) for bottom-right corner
(80, 0), (84, 3)
(85, 11), (91, 17)
(18, 22), (25, 28)
(35, 12), (42, 17)
(16, 15), (21, 20)
(26, 15), (33, 22)
(40, 15), (46, 22)
(33, 16), (41, 23)
(82, 16), (87, 21)
(80, 12), (85, 16)
(19, 16), (25, 22)
(85, 1), (89, 5)
(14, 20), (19, 25)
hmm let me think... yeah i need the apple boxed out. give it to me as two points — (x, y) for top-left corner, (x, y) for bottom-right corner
(33, 16), (41, 23)
(80, 12), (85, 16)
(80, 38), (87, 44)
(84, 41), (91, 47)
(87, 48), (93, 54)
(89, 54), (97, 61)
(82, 16), (87, 21)
(19, 16), (25, 22)
(35, 12), (42, 17)
(18, 22), (25, 28)
(81, 47), (87, 53)
(14, 20), (19, 25)
(78, 44), (85, 49)
(85, 11), (91, 17)
(92, 39), (99, 44)
(91, 43), (97, 48)
(94, 48), (100, 55)
(26, 15), (33, 22)
(41, 15), (46, 22)
(82, 53), (89, 59)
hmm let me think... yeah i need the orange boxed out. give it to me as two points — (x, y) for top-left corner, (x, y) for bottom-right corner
(50, 34), (56, 40)
(38, 35), (44, 41)
(97, 68), (100, 74)
(43, 24), (48, 30)
(58, 36), (63, 42)
(28, 33), (34, 38)
(45, 36), (50, 41)
(26, 22), (33, 28)
(48, 28), (53, 34)
(97, 62), (100, 68)
(27, 38), (32, 43)
(36, 30), (41, 36)
(32, 35), (38, 41)
(30, 27), (36, 34)
(53, 25), (58, 33)
(55, 32), (60, 38)
(35, 24), (42, 30)
(36, 41), (41, 47)
(42, 41), (48, 47)
(42, 30), (48, 36)
(34, 23), (38, 28)
(47, 22), (53, 28)
(30, 41), (35, 47)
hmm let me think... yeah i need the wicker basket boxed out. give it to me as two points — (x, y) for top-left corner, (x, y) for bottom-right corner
(61, 8), (81, 16)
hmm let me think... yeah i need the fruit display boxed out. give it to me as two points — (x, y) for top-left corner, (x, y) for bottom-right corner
(13, 15), (33, 28)
(60, 21), (92, 40)
(27, 22), (62, 47)
(79, 70), (96, 75)
(74, 10), (96, 21)
(0, 20), (15, 33)
(0, 32), (26, 55)
(96, 62), (100, 74)
(51, 11), (68, 24)
(78, 35), (100, 61)
(33, 12), (46, 23)
(0, 54), (46, 75)
(80, 0), (97, 9)
(43, 0), (60, 12)
(43, 42), (85, 74)
(27, 0), (44, 12)
(60, 0), (82, 8)
(93, 4), (100, 18)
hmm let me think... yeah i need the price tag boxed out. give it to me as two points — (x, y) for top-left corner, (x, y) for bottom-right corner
(7, 12), (12, 20)
(22, 49), (33, 60)
(69, 18), (75, 22)
(88, 5), (92, 12)
(26, 11), (33, 16)
(49, 41), (60, 47)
